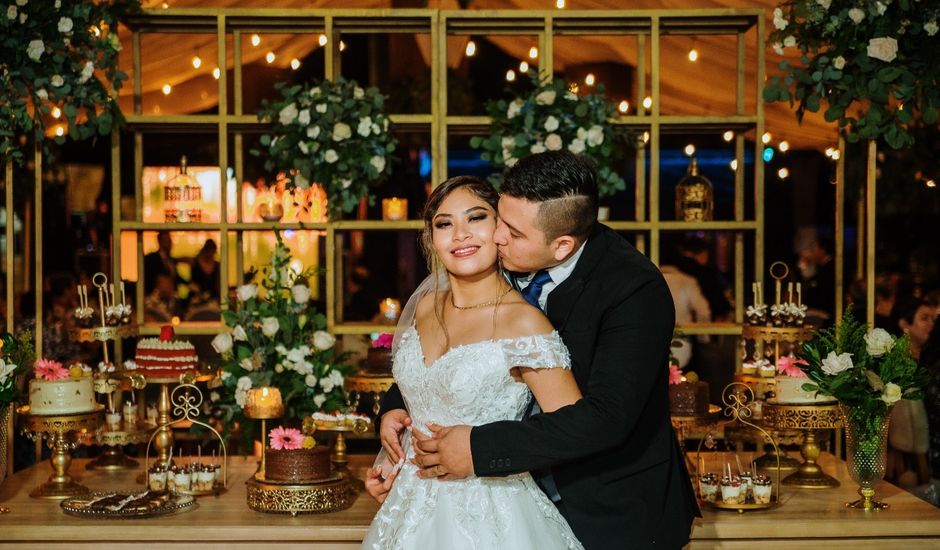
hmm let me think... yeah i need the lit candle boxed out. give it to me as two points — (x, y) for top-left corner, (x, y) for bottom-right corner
(379, 297), (401, 322)
(383, 198), (408, 221)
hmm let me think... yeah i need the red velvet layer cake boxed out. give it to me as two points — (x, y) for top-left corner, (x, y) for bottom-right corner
(134, 326), (198, 379)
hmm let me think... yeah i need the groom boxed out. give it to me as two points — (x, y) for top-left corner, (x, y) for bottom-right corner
(375, 151), (700, 549)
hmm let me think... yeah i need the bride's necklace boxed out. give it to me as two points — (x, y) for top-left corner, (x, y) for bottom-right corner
(450, 285), (512, 310)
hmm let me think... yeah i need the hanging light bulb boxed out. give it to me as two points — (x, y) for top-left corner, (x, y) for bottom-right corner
(192, 55), (202, 69)
(212, 67), (221, 79)
(761, 132), (772, 144)
(506, 69), (516, 82)
(55, 126), (65, 137)
(265, 51), (275, 63)
(730, 159), (738, 171)
(162, 83), (172, 95)
(52, 106), (62, 118)
(556, 0), (565, 8)
(290, 58), (301, 70)
(618, 100), (629, 113)
(642, 96), (652, 109)
(831, 149), (841, 160)
(688, 49), (699, 62)
(465, 40), (476, 57)
(519, 61), (529, 73)
(684, 144), (696, 156)
(778, 140), (790, 152)
(318, 34), (328, 46)
(529, 46), (538, 59)
(723, 130), (734, 142)
(777, 167), (789, 179)
(584, 73), (596, 86)
(250, 34), (261, 47)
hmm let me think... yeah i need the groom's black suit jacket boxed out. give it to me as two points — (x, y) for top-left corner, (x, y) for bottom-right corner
(379, 224), (700, 549)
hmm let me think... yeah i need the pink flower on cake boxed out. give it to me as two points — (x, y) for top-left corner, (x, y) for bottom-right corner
(372, 333), (393, 349)
(269, 426), (304, 450)
(34, 358), (68, 381)
(776, 356), (808, 378)
(668, 364), (683, 385)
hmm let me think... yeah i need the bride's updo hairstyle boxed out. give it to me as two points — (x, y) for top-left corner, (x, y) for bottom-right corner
(420, 175), (499, 268)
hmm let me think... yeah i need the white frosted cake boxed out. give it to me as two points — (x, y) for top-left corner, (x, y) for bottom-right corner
(29, 377), (97, 415)
(773, 376), (836, 404)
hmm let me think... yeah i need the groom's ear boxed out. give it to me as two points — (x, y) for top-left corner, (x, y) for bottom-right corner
(551, 235), (577, 262)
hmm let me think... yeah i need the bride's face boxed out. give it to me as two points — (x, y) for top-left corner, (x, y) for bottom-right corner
(431, 187), (498, 278)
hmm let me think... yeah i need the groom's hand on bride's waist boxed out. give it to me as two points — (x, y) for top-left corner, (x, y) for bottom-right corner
(413, 424), (474, 479)
(380, 409), (412, 463)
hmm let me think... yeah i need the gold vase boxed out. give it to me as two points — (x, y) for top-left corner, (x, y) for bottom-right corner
(840, 403), (893, 511)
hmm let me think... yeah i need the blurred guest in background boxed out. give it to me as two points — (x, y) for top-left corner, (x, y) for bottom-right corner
(921, 321), (940, 491)
(190, 239), (220, 303)
(144, 230), (177, 295)
(798, 235), (835, 325)
(675, 237), (732, 321)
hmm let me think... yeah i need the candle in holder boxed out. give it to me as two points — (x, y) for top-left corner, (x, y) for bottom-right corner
(379, 297), (402, 323)
(382, 198), (408, 221)
(244, 387), (285, 420)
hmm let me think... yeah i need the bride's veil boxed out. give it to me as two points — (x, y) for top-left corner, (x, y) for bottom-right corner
(391, 268), (450, 358)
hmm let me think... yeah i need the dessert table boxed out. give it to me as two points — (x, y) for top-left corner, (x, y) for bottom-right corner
(1, 454), (939, 548)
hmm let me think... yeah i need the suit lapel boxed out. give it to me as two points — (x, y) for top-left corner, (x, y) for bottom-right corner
(545, 224), (611, 331)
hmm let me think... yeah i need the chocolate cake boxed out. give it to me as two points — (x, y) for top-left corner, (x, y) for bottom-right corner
(668, 380), (710, 416)
(265, 446), (332, 482)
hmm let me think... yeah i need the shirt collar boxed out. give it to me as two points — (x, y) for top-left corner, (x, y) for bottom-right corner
(519, 239), (587, 286)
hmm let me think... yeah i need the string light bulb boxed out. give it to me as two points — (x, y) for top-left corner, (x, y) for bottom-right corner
(506, 69), (516, 82)
(250, 34), (261, 47)
(642, 96), (653, 109)
(556, 0), (565, 8)
(762, 132), (772, 144)
(52, 106), (61, 118)
(584, 73), (596, 86)
(339, 40), (346, 52)
(191, 55), (202, 69)
(465, 40), (476, 57)
(777, 167), (789, 179)
(55, 126), (64, 137)
(162, 83), (172, 95)
(684, 144), (696, 156)
(265, 51), (275, 63)
(688, 49), (699, 62)
(529, 47), (538, 59)
(519, 61), (529, 73)
(290, 58), (300, 70)
(778, 140), (790, 152)
(723, 130), (734, 142)
(212, 67), (221, 79)
(730, 159), (738, 171)
(927, 179), (937, 188)
(618, 100), (629, 114)
(831, 149), (841, 160)
(642, 131), (650, 143)
(318, 34), (328, 46)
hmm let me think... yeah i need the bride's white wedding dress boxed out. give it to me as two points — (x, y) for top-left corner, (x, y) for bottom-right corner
(361, 325), (584, 550)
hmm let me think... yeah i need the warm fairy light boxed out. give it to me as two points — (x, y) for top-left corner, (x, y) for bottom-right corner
(684, 144), (696, 156)
(290, 58), (301, 70)
(339, 40), (346, 52)
(584, 73), (596, 86)
(191, 55), (202, 69)
(723, 130), (734, 142)
(212, 67), (221, 79)
(688, 49), (699, 62)
(90, 25), (101, 37)
(162, 83), (172, 95)
(318, 34), (328, 46)
(250, 34), (261, 47)
(529, 47), (538, 59)
(761, 132), (772, 144)
(778, 140), (790, 152)
(161, 1), (168, 8)
(730, 159), (738, 171)
(52, 106), (61, 118)
(569, 82), (579, 93)
(824, 147), (834, 157)
(465, 40), (476, 57)
(265, 51), (276, 63)
(642, 131), (650, 143)
(519, 61), (529, 73)
(556, 0), (565, 8)
(642, 96), (653, 109)
(778, 167), (789, 179)
(831, 149), (841, 160)
(927, 179), (937, 188)
(506, 69), (516, 82)
(618, 100), (629, 113)
(55, 126), (65, 137)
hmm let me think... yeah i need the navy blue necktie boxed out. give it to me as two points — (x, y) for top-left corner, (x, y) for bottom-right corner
(521, 270), (552, 310)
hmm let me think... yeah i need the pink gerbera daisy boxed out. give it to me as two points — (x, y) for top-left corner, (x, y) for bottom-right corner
(668, 364), (684, 385)
(34, 359), (68, 381)
(269, 426), (304, 450)
(372, 333), (393, 350)
(776, 356), (808, 378)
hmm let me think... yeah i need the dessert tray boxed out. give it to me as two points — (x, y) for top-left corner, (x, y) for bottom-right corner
(60, 490), (196, 519)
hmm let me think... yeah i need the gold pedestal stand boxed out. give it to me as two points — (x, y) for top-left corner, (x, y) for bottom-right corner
(87, 421), (152, 471)
(762, 402), (842, 488)
(246, 473), (357, 516)
(305, 417), (370, 489)
(345, 372), (395, 417)
(17, 406), (104, 499)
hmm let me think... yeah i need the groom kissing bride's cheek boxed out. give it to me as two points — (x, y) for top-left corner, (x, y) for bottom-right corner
(363, 151), (700, 550)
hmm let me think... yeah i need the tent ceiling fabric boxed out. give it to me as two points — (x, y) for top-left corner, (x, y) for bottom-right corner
(124, 0), (836, 149)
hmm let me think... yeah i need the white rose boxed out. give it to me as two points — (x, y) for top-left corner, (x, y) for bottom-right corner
(875, 1), (887, 15)
(864, 328), (895, 357)
(925, 21), (939, 37)
(313, 330), (336, 351)
(298, 141), (309, 154)
(544, 115), (559, 132)
(370, 155), (386, 173)
(57, 16), (73, 33)
(54, 0), (60, 7)
(773, 8), (788, 30)
(36, 88), (48, 100)
(816, 0), (831, 10)
(236, 283), (258, 302)
(51, 75), (64, 87)
(506, 100), (522, 119)
(586, 125), (605, 147)
(341, 179), (352, 189)
(15, 0), (26, 6)
(18, 12), (25, 23)
(564, 91), (578, 101)
(306, 125), (320, 139)
(505, 156), (518, 168)
(324, 149), (338, 163)
(27, 39), (44, 61)
(832, 56), (846, 70)
(294, 174), (310, 189)
(315, 103), (327, 113)
(773, 42), (784, 55)
(313, 394), (326, 408)
(278, 103), (299, 126)
(286, 347), (308, 364)
(848, 8), (865, 24)
(576, 127), (587, 140)
(332, 122), (352, 141)
(783, 35), (797, 48)
(238, 357), (254, 371)
(535, 90), (556, 105)
(544, 134), (563, 151)
(319, 376), (335, 393)
(297, 108), (310, 125)
(233, 325), (248, 341)
(357, 117), (372, 137)
(371, 123), (381, 135)
(310, 86), (321, 97)
(6, 6), (16, 20)
(567, 138), (586, 154)
(867, 37), (898, 63)
(880, 382), (903, 405)
(354, 86), (364, 99)
(236, 375), (252, 391)
(221, 370), (232, 381)
(211, 332), (233, 354)
(501, 136), (515, 151)
(821, 351), (854, 376)
(305, 374), (317, 387)
(292, 284), (311, 304)
(79, 61), (95, 84)
(261, 317), (280, 337)
(0, 359), (15, 383)
(530, 142), (546, 154)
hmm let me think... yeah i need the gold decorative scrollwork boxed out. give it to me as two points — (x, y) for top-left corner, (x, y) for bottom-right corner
(762, 403), (843, 430)
(246, 477), (357, 516)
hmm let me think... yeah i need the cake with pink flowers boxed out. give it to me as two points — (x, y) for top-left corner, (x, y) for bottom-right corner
(28, 359), (96, 415)
(264, 426), (332, 482)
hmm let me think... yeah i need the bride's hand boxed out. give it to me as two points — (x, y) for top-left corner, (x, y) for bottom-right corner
(380, 408), (412, 463)
(364, 462), (400, 504)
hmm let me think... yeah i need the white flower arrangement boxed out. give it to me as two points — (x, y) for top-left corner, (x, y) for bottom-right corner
(253, 77), (398, 217)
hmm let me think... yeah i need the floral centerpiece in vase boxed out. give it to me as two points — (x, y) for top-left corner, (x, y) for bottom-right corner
(471, 72), (629, 200)
(798, 312), (927, 510)
(212, 234), (353, 451)
(253, 77), (398, 217)
(0, 332), (35, 485)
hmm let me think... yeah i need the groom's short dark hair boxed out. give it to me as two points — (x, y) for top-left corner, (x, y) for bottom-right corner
(501, 151), (599, 242)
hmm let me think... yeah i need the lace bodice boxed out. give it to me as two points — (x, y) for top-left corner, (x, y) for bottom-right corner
(393, 326), (571, 430)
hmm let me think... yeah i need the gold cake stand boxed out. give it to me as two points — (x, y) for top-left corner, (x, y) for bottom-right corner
(304, 416), (370, 489)
(246, 473), (357, 516)
(762, 401), (842, 488)
(345, 372), (395, 417)
(17, 405), (104, 499)
(86, 421), (153, 470)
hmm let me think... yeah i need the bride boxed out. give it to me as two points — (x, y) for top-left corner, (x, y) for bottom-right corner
(361, 175), (584, 550)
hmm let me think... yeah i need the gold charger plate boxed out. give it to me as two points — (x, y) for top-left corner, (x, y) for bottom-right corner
(60, 491), (196, 519)
(704, 497), (778, 512)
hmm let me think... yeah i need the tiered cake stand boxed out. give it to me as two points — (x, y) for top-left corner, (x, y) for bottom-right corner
(17, 405), (104, 498)
(345, 371), (395, 417)
(671, 405), (723, 476)
(762, 401), (843, 488)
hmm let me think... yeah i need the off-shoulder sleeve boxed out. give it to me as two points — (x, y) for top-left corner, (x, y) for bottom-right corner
(500, 331), (571, 370)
